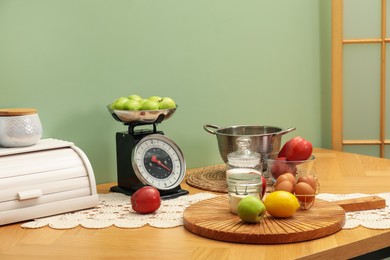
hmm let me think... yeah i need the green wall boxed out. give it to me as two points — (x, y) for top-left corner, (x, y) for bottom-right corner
(0, 0), (331, 184)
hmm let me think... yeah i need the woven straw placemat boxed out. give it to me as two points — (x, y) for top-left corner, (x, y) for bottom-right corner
(185, 164), (227, 193)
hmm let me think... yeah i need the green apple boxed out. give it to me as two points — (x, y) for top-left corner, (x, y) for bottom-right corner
(148, 96), (162, 102)
(111, 97), (129, 110)
(123, 99), (141, 110)
(140, 100), (160, 110)
(159, 97), (176, 109)
(139, 99), (148, 105)
(237, 196), (266, 224)
(128, 94), (142, 101)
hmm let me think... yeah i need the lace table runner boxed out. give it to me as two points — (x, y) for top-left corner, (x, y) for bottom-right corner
(317, 192), (390, 229)
(21, 192), (390, 230)
(21, 192), (217, 229)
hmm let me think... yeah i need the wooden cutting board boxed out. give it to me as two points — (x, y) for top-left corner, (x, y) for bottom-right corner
(183, 195), (346, 244)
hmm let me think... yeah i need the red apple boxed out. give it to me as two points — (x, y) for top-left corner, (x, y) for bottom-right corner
(270, 157), (298, 179)
(131, 186), (161, 214)
(279, 136), (313, 161)
(261, 176), (266, 199)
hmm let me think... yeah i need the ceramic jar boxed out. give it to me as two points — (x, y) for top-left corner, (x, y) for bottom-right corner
(0, 108), (42, 147)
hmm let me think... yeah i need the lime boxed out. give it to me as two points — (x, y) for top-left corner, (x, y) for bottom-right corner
(263, 191), (300, 218)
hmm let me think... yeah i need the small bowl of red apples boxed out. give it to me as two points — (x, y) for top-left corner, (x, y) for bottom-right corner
(265, 136), (315, 182)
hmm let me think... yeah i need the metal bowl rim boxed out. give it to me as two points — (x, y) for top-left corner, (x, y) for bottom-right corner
(266, 155), (316, 163)
(107, 104), (177, 123)
(213, 125), (285, 136)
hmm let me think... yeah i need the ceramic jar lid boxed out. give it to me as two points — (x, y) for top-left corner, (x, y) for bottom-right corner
(0, 108), (38, 116)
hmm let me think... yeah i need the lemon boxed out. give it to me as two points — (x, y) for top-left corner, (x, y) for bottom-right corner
(263, 191), (300, 218)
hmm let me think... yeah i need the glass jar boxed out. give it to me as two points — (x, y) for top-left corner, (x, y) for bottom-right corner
(226, 137), (262, 180)
(227, 172), (262, 214)
(225, 137), (263, 214)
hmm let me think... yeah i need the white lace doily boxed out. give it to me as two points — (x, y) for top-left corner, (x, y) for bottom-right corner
(21, 192), (217, 229)
(317, 193), (390, 229)
(21, 192), (390, 230)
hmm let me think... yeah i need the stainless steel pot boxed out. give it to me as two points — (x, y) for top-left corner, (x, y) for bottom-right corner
(203, 124), (296, 167)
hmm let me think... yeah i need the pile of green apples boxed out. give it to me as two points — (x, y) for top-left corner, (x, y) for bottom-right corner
(110, 94), (176, 111)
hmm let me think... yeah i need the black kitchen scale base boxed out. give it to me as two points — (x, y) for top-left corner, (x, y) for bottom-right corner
(111, 115), (189, 200)
(110, 185), (189, 200)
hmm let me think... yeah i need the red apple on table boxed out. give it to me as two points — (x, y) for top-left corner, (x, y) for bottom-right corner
(131, 186), (161, 214)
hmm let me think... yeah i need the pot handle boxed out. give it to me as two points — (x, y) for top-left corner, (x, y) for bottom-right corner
(203, 124), (220, 135)
(275, 127), (296, 136)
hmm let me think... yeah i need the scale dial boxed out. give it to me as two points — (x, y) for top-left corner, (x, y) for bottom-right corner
(132, 134), (186, 190)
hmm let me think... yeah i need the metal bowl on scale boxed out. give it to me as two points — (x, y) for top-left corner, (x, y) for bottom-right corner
(107, 105), (177, 124)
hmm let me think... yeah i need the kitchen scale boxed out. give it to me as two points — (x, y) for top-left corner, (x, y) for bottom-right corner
(107, 105), (189, 199)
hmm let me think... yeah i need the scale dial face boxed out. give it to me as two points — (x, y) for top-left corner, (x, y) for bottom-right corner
(132, 134), (186, 190)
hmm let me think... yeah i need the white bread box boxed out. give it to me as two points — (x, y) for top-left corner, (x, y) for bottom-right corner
(0, 138), (99, 225)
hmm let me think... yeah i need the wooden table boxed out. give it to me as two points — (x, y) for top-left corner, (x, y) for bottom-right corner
(1, 148), (390, 259)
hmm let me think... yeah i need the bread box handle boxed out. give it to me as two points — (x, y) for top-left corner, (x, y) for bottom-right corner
(17, 189), (43, 200)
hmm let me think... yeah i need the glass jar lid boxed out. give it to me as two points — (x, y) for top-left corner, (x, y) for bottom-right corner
(227, 137), (261, 168)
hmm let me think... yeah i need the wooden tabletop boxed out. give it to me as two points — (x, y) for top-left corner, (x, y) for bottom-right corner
(1, 148), (390, 259)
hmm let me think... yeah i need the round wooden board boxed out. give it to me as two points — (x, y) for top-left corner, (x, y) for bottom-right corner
(183, 195), (346, 244)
